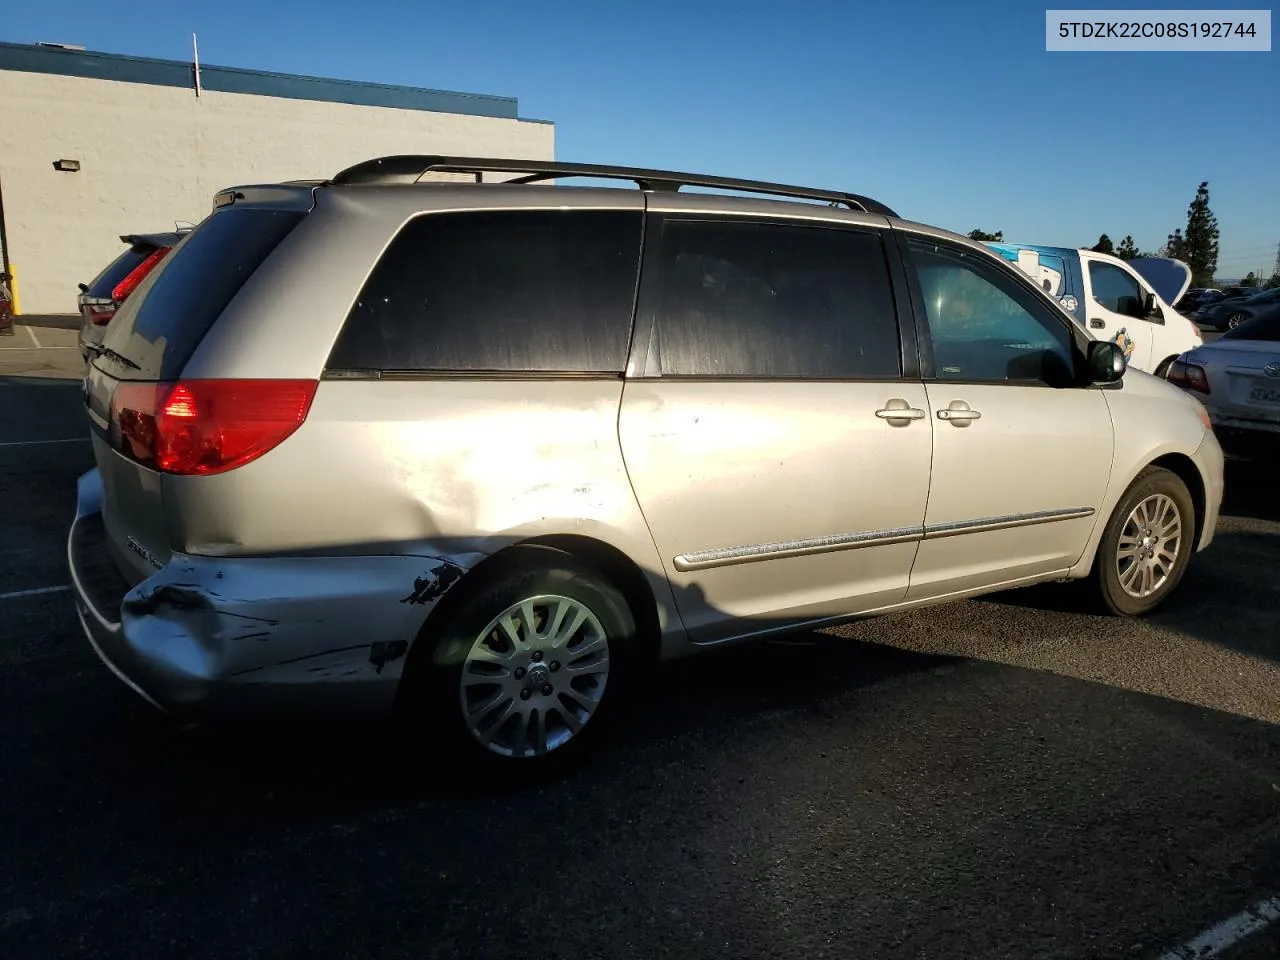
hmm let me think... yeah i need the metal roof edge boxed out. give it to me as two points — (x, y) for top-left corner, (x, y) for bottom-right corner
(0, 41), (537, 121)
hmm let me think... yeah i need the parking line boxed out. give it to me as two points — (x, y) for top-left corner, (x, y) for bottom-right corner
(0, 438), (90, 448)
(24, 325), (42, 349)
(1158, 896), (1280, 959)
(0, 585), (70, 601)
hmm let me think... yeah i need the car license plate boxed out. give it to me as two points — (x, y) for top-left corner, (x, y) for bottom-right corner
(1248, 385), (1280, 404)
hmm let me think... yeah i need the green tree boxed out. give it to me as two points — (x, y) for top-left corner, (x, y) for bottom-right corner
(1242, 271), (1259, 287)
(1179, 181), (1220, 287)
(1267, 272), (1280, 289)
(1162, 229), (1187, 260)
(1091, 233), (1115, 255)
(968, 229), (1003, 241)
(1115, 235), (1140, 260)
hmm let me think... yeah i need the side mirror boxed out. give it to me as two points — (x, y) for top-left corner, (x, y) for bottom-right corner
(1086, 340), (1126, 383)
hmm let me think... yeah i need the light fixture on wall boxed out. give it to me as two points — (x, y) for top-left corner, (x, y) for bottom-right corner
(52, 159), (81, 172)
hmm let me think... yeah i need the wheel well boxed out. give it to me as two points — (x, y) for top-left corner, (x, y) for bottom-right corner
(523, 534), (662, 663)
(1150, 453), (1206, 548)
(402, 535), (663, 675)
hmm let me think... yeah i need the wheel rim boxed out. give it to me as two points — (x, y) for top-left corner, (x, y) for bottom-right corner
(1227, 313), (1244, 329)
(1115, 494), (1183, 599)
(459, 594), (610, 758)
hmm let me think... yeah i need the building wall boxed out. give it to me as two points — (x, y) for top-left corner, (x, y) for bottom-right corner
(0, 70), (554, 314)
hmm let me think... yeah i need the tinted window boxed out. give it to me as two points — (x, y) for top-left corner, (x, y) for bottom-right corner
(99, 208), (305, 381)
(85, 244), (156, 299)
(328, 210), (642, 373)
(652, 219), (900, 379)
(1089, 262), (1144, 317)
(907, 240), (1076, 384)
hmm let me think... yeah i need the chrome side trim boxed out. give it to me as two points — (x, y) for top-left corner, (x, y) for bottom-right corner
(671, 507), (1096, 573)
(672, 526), (924, 572)
(923, 506), (1095, 539)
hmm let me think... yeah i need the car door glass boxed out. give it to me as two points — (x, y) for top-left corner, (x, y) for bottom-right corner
(1089, 262), (1144, 319)
(907, 240), (1076, 384)
(654, 219), (902, 379)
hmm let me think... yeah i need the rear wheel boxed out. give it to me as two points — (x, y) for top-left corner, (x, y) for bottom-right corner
(404, 546), (638, 778)
(1089, 466), (1196, 616)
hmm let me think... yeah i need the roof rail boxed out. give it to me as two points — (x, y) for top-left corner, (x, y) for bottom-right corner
(328, 155), (898, 217)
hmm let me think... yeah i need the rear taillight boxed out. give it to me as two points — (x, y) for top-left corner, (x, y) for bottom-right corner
(86, 302), (117, 326)
(1166, 358), (1210, 395)
(109, 379), (318, 476)
(110, 247), (169, 303)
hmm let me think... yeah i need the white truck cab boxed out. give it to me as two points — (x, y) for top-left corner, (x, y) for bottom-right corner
(986, 243), (1203, 375)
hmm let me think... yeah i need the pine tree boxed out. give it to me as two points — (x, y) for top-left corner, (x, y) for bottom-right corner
(1115, 236), (1140, 260)
(968, 229), (1003, 242)
(1091, 234), (1115, 255)
(1163, 229), (1187, 260)
(1180, 181), (1220, 287)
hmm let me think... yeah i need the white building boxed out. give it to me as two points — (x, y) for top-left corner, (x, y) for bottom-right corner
(0, 41), (555, 314)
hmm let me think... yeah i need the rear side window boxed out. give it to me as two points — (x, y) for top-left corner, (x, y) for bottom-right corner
(85, 244), (155, 299)
(99, 208), (305, 381)
(327, 209), (643, 374)
(652, 218), (901, 379)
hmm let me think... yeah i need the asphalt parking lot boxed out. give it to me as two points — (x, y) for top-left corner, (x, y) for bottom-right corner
(2, 317), (1278, 960)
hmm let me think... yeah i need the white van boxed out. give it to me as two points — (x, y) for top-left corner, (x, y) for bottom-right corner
(986, 243), (1203, 375)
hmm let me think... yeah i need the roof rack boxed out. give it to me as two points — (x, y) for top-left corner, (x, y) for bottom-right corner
(328, 155), (898, 217)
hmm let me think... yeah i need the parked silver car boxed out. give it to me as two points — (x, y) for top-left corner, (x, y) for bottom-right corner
(1167, 310), (1280, 446)
(68, 156), (1224, 772)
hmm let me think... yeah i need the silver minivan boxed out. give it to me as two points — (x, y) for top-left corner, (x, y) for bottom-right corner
(69, 156), (1224, 773)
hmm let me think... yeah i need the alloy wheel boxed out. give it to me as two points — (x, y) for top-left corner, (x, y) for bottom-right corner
(459, 595), (610, 758)
(1115, 494), (1183, 599)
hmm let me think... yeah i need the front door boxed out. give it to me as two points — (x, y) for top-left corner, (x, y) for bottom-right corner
(1081, 255), (1156, 372)
(619, 212), (933, 643)
(899, 235), (1115, 600)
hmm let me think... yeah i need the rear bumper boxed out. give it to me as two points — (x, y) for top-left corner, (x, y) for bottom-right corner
(68, 469), (470, 721)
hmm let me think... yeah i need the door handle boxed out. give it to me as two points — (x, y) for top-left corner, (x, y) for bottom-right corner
(875, 399), (927, 423)
(937, 400), (981, 427)
(1089, 318), (1105, 329)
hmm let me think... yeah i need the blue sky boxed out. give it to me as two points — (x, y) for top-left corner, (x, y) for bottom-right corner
(5, 0), (1278, 278)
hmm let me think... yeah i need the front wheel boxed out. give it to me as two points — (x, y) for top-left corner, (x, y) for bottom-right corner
(405, 546), (638, 777)
(1089, 466), (1196, 616)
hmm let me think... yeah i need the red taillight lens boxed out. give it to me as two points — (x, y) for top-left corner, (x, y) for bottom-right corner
(1166, 358), (1210, 395)
(86, 303), (117, 326)
(110, 247), (169, 303)
(109, 379), (318, 476)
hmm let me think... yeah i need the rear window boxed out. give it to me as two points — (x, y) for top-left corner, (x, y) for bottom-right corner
(85, 244), (156, 299)
(98, 208), (305, 381)
(326, 209), (643, 374)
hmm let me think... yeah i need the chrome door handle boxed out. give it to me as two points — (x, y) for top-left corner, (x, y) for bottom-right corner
(875, 399), (927, 422)
(937, 400), (981, 426)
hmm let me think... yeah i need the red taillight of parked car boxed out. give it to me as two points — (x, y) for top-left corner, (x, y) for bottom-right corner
(109, 379), (318, 476)
(1166, 358), (1211, 395)
(108, 246), (170, 305)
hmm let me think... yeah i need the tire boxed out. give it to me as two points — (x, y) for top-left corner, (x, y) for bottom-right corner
(1089, 466), (1196, 617)
(402, 545), (639, 780)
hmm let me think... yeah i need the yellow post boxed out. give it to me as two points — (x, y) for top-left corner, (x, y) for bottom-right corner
(8, 262), (20, 316)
